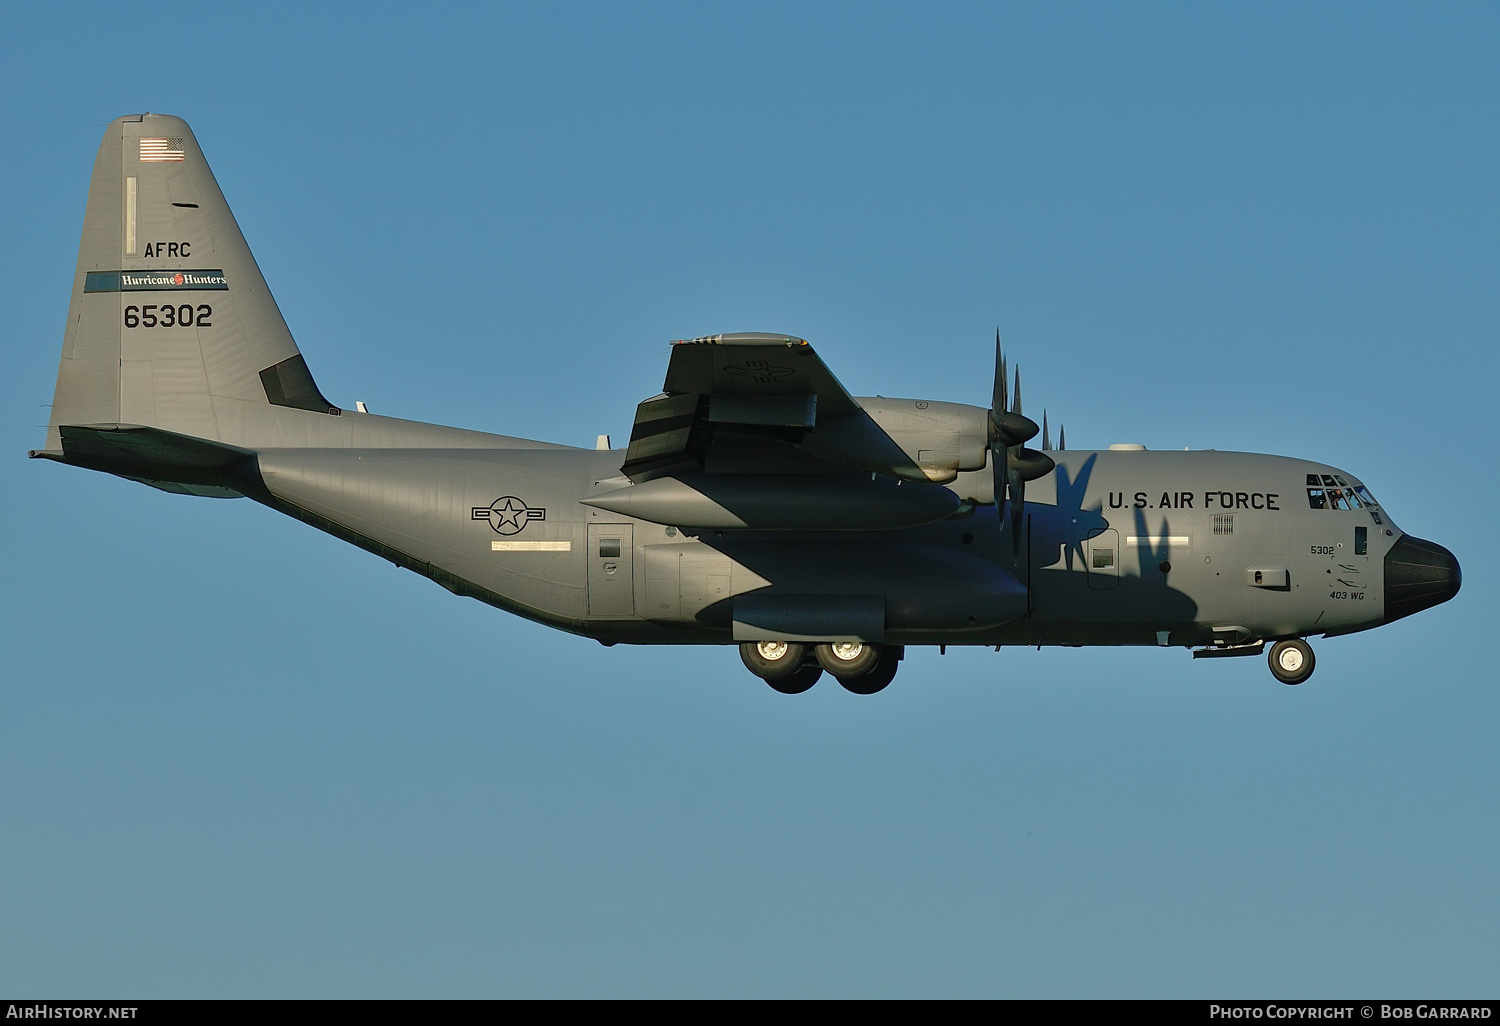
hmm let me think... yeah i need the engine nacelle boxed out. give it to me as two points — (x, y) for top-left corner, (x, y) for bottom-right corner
(801, 397), (989, 483)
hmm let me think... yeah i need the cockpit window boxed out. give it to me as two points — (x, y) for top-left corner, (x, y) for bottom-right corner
(1308, 473), (1379, 512)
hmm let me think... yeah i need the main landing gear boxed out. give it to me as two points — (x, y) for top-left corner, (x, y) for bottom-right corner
(739, 641), (901, 695)
(1268, 638), (1316, 685)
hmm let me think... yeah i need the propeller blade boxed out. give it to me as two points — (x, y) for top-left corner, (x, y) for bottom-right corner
(1008, 447), (1056, 558)
(1007, 457), (1025, 556)
(1005, 446), (1058, 557)
(990, 334), (1008, 525)
(992, 330), (1007, 414)
(1042, 411), (1050, 451)
(1059, 423), (1066, 451)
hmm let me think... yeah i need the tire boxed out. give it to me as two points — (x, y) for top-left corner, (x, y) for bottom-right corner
(815, 642), (881, 679)
(740, 640), (807, 681)
(837, 656), (898, 695)
(1268, 639), (1315, 685)
(767, 665), (822, 695)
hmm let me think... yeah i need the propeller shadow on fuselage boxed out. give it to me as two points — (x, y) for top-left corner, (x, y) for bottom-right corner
(1028, 453), (1108, 573)
(659, 450), (1199, 644)
(1024, 453), (1201, 639)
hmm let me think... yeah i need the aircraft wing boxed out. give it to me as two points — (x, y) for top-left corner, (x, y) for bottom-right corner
(661, 333), (863, 420)
(621, 333), (918, 482)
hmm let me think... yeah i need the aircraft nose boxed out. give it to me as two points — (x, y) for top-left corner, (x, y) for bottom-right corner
(1384, 535), (1461, 623)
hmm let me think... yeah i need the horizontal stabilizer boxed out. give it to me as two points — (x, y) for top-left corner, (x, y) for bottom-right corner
(32, 423), (258, 496)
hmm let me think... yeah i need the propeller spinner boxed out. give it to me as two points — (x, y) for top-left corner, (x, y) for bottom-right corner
(988, 332), (1057, 555)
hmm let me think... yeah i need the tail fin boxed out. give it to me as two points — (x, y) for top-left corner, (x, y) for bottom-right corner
(41, 113), (335, 456)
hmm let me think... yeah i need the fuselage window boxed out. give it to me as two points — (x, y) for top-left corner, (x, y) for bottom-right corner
(1355, 526), (1368, 555)
(1092, 547), (1114, 569)
(1328, 488), (1351, 511)
(1306, 474), (1322, 486)
(1307, 488), (1328, 509)
(1354, 485), (1377, 507)
(598, 538), (621, 558)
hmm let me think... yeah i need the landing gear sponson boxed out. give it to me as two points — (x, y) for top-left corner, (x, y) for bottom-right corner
(739, 641), (903, 695)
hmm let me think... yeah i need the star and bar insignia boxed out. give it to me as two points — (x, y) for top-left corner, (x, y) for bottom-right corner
(471, 496), (546, 536)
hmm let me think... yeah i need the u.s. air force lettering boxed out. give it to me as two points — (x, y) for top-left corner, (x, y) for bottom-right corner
(471, 496), (546, 535)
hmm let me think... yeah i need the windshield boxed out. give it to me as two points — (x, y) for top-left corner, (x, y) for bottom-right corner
(1307, 473), (1380, 513)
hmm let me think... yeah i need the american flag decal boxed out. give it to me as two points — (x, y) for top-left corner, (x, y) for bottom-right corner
(139, 137), (185, 162)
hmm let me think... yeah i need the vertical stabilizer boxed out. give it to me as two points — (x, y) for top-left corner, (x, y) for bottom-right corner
(43, 113), (335, 454)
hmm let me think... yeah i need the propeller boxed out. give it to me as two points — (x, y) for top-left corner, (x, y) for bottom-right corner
(988, 331), (1057, 555)
(1043, 411), (1067, 450)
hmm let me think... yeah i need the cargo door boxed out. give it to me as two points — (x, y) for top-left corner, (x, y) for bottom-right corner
(587, 524), (635, 616)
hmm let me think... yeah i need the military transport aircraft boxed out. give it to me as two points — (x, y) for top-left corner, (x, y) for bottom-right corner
(33, 114), (1461, 695)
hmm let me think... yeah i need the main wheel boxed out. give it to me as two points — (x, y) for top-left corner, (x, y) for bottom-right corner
(1268, 639), (1315, 685)
(740, 640), (807, 681)
(767, 665), (822, 695)
(815, 642), (881, 679)
(837, 656), (898, 695)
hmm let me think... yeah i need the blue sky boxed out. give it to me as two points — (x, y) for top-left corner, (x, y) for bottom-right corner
(2, 2), (1496, 997)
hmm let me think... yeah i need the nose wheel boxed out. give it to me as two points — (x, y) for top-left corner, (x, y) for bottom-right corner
(1268, 639), (1315, 685)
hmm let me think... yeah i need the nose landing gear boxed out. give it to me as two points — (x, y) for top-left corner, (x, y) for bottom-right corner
(1268, 638), (1316, 685)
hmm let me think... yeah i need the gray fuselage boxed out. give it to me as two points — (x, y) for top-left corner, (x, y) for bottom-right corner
(248, 420), (1416, 650)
